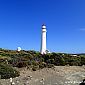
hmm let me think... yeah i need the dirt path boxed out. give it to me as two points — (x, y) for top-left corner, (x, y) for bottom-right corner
(0, 66), (85, 85)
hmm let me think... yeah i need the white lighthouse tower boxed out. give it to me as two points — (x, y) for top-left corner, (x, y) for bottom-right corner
(40, 24), (47, 54)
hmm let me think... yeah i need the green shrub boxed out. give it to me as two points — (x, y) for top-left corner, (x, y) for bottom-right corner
(63, 55), (81, 66)
(81, 55), (85, 65)
(39, 62), (46, 69)
(47, 64), (54, 68)
(0, 64), (20, 79)
(16, 61), (28, 68)
(31, 60), (39, 66)
(32, 66), (38, 71)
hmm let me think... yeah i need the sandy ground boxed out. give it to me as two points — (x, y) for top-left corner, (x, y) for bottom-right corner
(0, 66), (85, 85)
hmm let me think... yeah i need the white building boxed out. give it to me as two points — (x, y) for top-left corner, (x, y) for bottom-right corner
(17, 47), (21, 51)
(40, 24), (47, 54)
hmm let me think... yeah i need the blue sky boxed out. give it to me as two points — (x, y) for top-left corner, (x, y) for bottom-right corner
(0, 0), (85, 53)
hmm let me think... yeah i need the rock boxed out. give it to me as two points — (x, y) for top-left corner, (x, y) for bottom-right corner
(40, 80), (43, 83)
(12, 82), (15, 85)
(16, 80), (19, 83)
(26, 81), (29, 84)
(41, 78), (45, 81)
(10, 78), (12, 83)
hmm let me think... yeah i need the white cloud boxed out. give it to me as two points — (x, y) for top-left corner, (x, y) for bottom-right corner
(80, 28), (85, 31)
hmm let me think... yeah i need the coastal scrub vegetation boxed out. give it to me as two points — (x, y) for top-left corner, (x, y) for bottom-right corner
(0, 48), (85, 79)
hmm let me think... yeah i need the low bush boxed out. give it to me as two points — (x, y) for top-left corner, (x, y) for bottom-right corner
(32, 66), (38, 71)
(39, 62), (46, 69)
(16, 61), (28, 68)
(81, 55), (85, 65)
(47, 64), (54, 68)
(0, 64), (20, 79)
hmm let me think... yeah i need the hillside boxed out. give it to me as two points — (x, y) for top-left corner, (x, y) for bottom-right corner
(0, 48), (85, 79)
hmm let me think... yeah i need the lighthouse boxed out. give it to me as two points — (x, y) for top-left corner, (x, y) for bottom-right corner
(40, 24), (47, 54)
